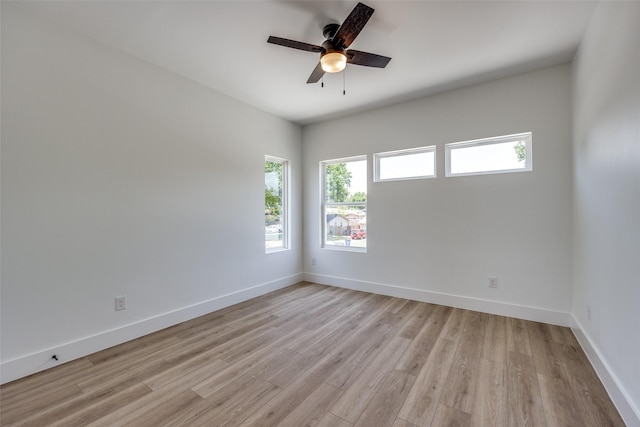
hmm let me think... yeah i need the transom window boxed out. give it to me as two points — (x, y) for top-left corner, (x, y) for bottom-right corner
(445, 132), (532, 177)
(374, 146), (436, 182)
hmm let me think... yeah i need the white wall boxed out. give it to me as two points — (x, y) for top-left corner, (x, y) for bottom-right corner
(303, 65), (573, 324)
(572, 2), (640, 425)
(0, 5), (302, 383)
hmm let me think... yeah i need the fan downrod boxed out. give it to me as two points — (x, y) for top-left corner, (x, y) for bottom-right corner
(322, 23), (340, 40)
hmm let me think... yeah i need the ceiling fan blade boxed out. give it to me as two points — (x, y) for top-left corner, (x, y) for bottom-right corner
(307, 62), (325, 84)
(332, 2), (374, 50)
(346, 50), (391, 68)
(267, 36), (324, 53)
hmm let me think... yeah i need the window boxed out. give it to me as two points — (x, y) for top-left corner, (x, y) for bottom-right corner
(265, 156), (288, 252)
(445, 132), (532, 177)
(374, 146), (436, 182)
(321, 156), (367, 251)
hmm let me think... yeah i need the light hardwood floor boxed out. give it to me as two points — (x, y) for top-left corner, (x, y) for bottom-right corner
(0, 282), (625, 426)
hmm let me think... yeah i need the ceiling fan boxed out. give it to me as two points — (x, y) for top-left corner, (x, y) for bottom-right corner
(267, 2), (391, 84)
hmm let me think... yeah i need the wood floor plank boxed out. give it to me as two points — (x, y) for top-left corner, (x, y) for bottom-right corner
(185, 374), (281, 427)
(49, 383), (152, 427)
(431, 404), (471, 427)
(261, 349), (311, 389)
(325, 316), (407, 391)
(121, 389), (202, 427)
(143, 357), (229, 391)
(163, 315), (279, 366)
(86, 384), (200, 427)
(397, 301), (437, 340)
(330, 336), (411, 423)
(277, 382), (343, 427)
(440, 307), (470, 343)
(285, 304), (370, 354)
(172, 309), (265, 341)
(353, 369), (416, 427)
(526, 320), (555, 344)
(190, 335), (299, 398)
(507, 351), (547, 427)
(0, 283), (625, 427)
(216, 326), (286, 363)
(482, 314), (507, 364)
(265, 310), (389, 388)
(298, 290), (367, 331)
(179, 282), (316, 334)
(0, 383), (83, 425)
(397, 337), (458, 425)
(0, 358), (94, 405)
(395, 304), (452, 376)
(76, 354), (173, 394)
(506, 317), (532, 355)
(317, 412), (354, 427)
(470, 358), (507, 427)
(17, 382), (151, 427)
(238, 373), (325, 427)
(537, 372), (587, 426)
(267, 294), (339, 330)
(546, 323), (579, 347)
(553, 342), (626, 427)
(385, 297), (411, 314)
(527, 323), (566, 380)
(440, 310), (486, 413)
(529, 322), (589, 426)
(310, 322), (393, 383)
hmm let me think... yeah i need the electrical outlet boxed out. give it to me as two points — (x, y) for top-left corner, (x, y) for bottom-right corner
(311, 258), (316, 266)
(587, 304), (591, 321)
(115, 296), (127, 311)
(488, 277), (498, 288)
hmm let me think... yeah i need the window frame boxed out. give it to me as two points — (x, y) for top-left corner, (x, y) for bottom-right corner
(264, 155), (289, 253)
(445, 132), (532, 177)
(320, 155), (367, 253)
(374, 145), (437, 182)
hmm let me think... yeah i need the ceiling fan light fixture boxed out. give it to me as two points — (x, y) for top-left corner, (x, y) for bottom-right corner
(321, 51), (347, 73)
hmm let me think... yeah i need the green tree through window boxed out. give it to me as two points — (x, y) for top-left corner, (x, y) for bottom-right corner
(265, 157), (288, 251)
(514, 140), (526, 163)
(321, 157), (367, 250)
(265, 160), (282, 221)
(325, 163), (352, 203)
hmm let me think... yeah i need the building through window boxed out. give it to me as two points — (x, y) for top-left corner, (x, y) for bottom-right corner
(320, 156), (367, 251)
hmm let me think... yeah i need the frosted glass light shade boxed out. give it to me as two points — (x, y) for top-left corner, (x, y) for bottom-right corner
(321, 52), (347, 73)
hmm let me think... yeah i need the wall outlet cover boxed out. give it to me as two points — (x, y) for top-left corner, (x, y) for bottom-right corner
(489, 277), (498, 288)
(115, 296), (127, 311)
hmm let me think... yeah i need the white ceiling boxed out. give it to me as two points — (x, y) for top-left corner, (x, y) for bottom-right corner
(13, 1), (597, 125)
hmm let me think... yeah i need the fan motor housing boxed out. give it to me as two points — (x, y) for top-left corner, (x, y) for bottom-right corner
(322, 39), (344, 56)
(322, 23), (340, 40)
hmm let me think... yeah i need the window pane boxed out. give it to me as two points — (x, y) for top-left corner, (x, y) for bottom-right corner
(446, 133), (531, 176)
(265, 158), (286, 251)
(321, 157), (367, 250)
(376, 147), (436, 181)
(324, 205), (367, 248)
(324, 160), (367, 203)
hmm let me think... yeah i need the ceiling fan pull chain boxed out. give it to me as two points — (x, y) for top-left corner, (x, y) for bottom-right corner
(343, 68), (346, 95)
(321, 75), (324, 88)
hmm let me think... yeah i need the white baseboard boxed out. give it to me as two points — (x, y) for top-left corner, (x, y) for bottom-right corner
(0, 274), (302, 385)
(304, 273), (571, 326)
(571, 315), (640, 427)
